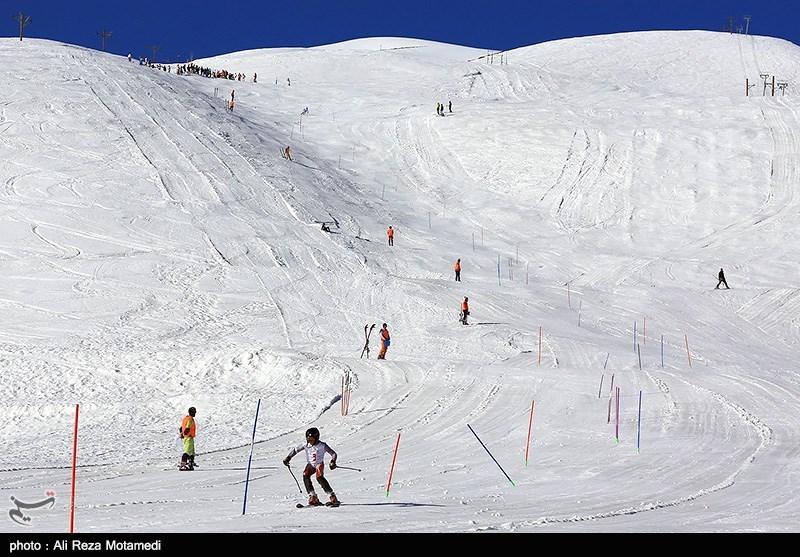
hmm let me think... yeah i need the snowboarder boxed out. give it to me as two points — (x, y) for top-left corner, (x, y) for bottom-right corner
(454, 259), (461, 281)
(716, 268), (730, 289)
(283, 427), (339, 506)
(377, 323), (390, 360)
(387, 226), (394, 246)
(179, 407), (197, 471)
(460, 297), (470, 325)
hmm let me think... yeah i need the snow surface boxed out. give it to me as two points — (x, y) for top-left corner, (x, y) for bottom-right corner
(1, 31), (800, 533)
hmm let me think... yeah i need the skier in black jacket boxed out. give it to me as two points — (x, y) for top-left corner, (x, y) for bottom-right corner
(716, 268), (729, 289)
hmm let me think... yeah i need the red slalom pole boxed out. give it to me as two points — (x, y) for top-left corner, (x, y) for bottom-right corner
(69, 403), (79, 533)
(385, 432), (401, 497)
(525, 400), (535, 466)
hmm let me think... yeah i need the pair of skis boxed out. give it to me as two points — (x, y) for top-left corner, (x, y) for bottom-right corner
(296, 501), (341, 508)
(360, 324), (376, 358)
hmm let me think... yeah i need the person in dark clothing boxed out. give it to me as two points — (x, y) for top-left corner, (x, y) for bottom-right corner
(716, 268), (730, 289)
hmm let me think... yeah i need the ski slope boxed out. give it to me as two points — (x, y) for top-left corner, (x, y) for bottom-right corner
(1, 31), (800, 533)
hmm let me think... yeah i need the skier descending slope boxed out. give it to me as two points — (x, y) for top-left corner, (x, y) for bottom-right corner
(283, 427), (340, 507)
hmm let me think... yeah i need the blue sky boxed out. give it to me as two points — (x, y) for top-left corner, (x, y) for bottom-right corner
(5, 1), (796, 62)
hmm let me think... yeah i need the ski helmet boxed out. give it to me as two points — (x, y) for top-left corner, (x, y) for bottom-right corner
(305, 427), (320, 439)
(188, 407), (196, 416)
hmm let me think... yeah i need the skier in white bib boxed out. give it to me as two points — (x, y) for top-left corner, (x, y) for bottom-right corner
(283, 427), (339, 506)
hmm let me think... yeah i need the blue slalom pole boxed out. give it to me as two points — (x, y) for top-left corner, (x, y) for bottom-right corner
(467, 424), (515, 486)
(637, 390), (642, 453)
(242, 398), (261, 515)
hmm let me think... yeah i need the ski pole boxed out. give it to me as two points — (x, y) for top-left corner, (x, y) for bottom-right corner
(286, 465), (303, 493)
(334, 465), (362, 472)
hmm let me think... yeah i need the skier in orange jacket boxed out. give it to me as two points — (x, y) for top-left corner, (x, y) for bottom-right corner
(460, 297), (469, 325)
(377, 323), (391, 359)
(454, 259), (461, 281)
(387, 226), (394, 246)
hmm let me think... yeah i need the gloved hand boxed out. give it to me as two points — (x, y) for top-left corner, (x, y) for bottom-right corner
(329, 459), (337, 470)
(283, 457), (291, 467)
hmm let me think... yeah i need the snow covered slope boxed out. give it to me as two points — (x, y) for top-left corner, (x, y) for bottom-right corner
(1, 31), (800, 532)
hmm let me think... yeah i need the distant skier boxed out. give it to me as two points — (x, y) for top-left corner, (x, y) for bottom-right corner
(387, 226), (394, 246)
(253, 73), (257, 83)
(285, 146), (292, 161)
(377, 323), (391, 359)
(283, 427), (339, 506)
(716, 268), (730, 289)
(179, 407), (197, 471)
(287, 77), (291, 86)
(448, 100), (452, 113)
(321, 223), (331, 232)
(127, 53), (132, 62)
(460, 297), (470, 325)
(454, 259), (461, 282)
(229, 99), (234, 112)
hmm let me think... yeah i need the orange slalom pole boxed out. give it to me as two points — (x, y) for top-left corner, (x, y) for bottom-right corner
(69, 403), (79, 534)
(525, 400), (535, 466)
(385, 432), (401, 497)
(685, 335), (692, 368)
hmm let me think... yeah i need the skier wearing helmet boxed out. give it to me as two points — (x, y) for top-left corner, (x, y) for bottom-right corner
(460, 297), (470, 325)
(179, 406), (197, 471)
(283, 427), (339, 506)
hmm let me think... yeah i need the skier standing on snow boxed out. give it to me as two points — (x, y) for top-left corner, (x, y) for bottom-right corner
(179, 407), (197, 471)
(377, 323), (391, 360)
(448, 100), (452, 113)
(716, 268), (730, 289)
(283, 427), (339, 506)
(454, 259), (461, 281)
(460, 297), (470, 325)
(387, 226), (394, 246)
(285, 146), (292, 161)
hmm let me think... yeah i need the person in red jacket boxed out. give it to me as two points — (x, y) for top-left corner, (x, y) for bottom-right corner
(387, 226), (394, 246)
(179, 407), (197, 471)
(377, 323), (391, 359)
(460, 297), (470, 325)
(454, 259), (461, 281)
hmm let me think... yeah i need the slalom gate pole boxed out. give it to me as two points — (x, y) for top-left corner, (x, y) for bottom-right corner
(607, 396), (612, 424)
(578, 300), (582, 327)
(615, 387), (620, 442)
(567, 282), (571, 308)
(598, 374), (604, 399)
(637, 390), (642, 453)
(661, 335), (664, 368)
(538, 326), (542, 366)
(385, 432), (401, 497)
(685, 335), (692, 368)
(341, 376), (345, 415)
(603, 352), (609, 369)
(467, 424), (515, 486)
(637, 343), (642, 370)
(525, 400), (535, 466)
(633, 321), (637, 351)
(69, 403), (79, 534)
(242, 398), (261, 515)
(643, 318), (646, 345)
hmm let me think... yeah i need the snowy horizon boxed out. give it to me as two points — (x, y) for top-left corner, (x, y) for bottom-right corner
(2, 29), (800, 533)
